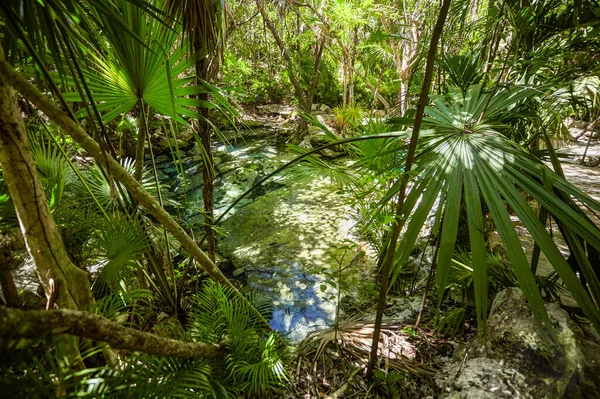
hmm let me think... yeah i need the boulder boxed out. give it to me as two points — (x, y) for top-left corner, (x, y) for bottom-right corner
(319, 104), (330, 112)
(383, 295), (422, 321)
(563, 325), (600, 398)
(442, 358), (532, 399)
(233, 167), (258, 183)
(440, 287), (600, 398)
(483, 287), (584, 397)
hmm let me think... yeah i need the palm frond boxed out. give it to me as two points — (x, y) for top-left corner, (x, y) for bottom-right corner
(92, 213), (149, 292)
(387, 88), (600, 336)
(29, 135), (72, 211)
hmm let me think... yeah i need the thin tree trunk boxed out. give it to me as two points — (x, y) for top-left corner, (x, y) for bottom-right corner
(348, 28), (358, 107)
(366, 0), (452, 379)
(0, 56), (275, 334)
(256, 0), (306, 107)
(0, 55), (92, 311)
(257, 0), (320, 139)
(195, 56), (216, 262)
(134, 103), (148, 183)
(298, 2), (392, 112)
(324, 43), (391, 111)
(342, 55), (348, 108)
(0, 307), (222, 359)
(371, 65), (385, 113)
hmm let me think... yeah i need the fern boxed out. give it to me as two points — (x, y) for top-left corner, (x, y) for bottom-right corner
(189, 282), (288, 396)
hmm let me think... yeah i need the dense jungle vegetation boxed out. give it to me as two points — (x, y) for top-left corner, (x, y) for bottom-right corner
(1, 0), (600, 397)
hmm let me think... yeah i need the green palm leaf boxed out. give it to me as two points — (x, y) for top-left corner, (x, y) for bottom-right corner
(61, 0), (215, 125)
(384, 85), (600, 335)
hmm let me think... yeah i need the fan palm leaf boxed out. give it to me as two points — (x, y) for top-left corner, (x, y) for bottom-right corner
(29, 135), (72, 212)
(93, 213), (149, 291)
(383, 84), (600, 335)
(62, 0), (215, 125)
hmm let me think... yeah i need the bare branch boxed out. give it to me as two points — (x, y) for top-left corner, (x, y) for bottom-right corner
(0, 307), (221, 359)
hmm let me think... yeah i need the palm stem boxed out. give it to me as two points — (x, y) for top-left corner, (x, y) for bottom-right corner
(366, 0), (452, 379)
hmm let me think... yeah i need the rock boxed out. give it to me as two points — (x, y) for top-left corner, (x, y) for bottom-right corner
(233, 167), (258, 183)
(173, 172), (203, 194)
(308, 125), (322, 135)
(242, 119), (267, 129)
(162, 164), (180, 176)
(311, 103), (319, 112)
(564, 325), (600, 398)
(483, 287), (584, 397)
(442, 358), (532, 399)
(298, 137), (312, 149)
(320, 148), (345, 158)
(233, 267), (245, 278)
(383, 295), (421, 321)
(319, 104), (330, 112)
(309, 133), (330, 148)
(257, 104), (294, 116)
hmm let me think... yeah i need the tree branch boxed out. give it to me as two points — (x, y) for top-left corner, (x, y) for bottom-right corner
(255, 0), (306, 106)
(0, 307), (221, 359)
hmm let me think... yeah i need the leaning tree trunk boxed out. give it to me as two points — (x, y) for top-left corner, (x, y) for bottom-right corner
(0, 53), (93, 311)
(0, 307), (222, 359)
(366, 0), (452, 379)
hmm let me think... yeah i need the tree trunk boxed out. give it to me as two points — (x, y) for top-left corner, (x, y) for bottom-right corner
(0, 307), (221, 359)
(256, 0), (316, 140)
(0, 249), (20, 307)
(324, 43), (392, 111)
(342, 54), (348, 108)
(0, 55), (93, 311)
(348, 28), (358, 107)
(134, 103), (147, 183)
(195, 57), (216, 262)
(371, 65), (385, 113)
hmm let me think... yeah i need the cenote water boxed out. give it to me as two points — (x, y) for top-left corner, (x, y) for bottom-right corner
(157, 129), (374, 341)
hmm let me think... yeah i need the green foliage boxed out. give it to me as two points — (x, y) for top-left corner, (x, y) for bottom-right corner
(0, 283), (284, 398)
(62, 0), (215, 125)
(189, 281), (287, 396)
(383, 84), (600, 337)
(372, 368), (406, 399)
(0, 174), (16, 228)
(222, 54), (288, 104)
(440, 52), (483, 94)
(92, 214), (149, 292)
(433, 308), (466, 338)
(333, 104), (366, 133)
(29, 135), (72, 212)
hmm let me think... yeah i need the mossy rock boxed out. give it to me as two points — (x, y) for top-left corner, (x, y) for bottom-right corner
(484, 287), (584, 397)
